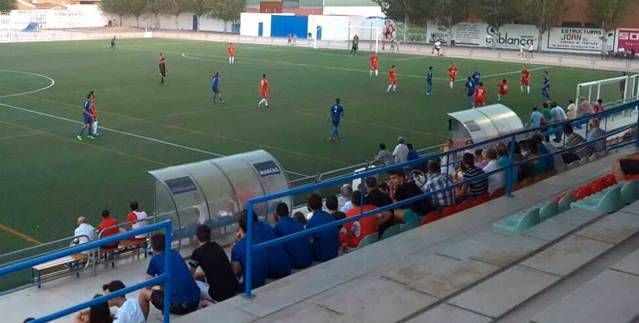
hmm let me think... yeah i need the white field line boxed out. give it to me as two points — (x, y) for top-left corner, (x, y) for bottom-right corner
(0, 70), (56, 98)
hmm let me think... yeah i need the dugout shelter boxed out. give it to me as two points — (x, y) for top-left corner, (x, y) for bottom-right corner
(447, 104), (524, 145)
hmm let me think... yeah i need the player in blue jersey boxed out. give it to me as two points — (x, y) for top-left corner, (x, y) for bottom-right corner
(465, 77), (476, 108)
(472, 70), (481, 86)
(425, 66), (433, 96)
(542, 71), (551, 100)
(76, 93), (95, 141)
(211, 72), (224, 103)
(328, 98), (344, 142)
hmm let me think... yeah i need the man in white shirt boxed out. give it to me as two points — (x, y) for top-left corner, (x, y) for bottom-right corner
(103, 280), (145, 323)
(481, 148), (504, 194)
(392, 137), (409, 164)
(73, 217), (96, 245)
(127, 201), (148, 240)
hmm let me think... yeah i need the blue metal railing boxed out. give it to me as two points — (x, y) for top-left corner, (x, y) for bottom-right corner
(243, 100), (639, 297)
(0, 220), (173, 323)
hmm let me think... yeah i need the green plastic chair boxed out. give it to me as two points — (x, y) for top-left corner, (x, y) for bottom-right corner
(355, 233), (379, 249)
(493, 208), (541, 233)
(570, 185), (623, 214)
(539, 201), (559, 222)
(558, 192), (576, 213)
(399, 219), (420, 232)
(621, 180), (639, 205)
(380, 224), (401, 240)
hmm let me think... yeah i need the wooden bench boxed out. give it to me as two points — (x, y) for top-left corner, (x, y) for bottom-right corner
(32, 253), (88, 288)
(96, 238), (148, 272)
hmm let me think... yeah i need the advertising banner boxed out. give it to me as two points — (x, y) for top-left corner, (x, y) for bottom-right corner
(616, 28), (639, 52)
(544, 27), (614, 53)
(426, 22), (538, 50)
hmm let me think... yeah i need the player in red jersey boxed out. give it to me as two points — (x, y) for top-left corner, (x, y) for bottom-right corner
(520, 66), (531, 95)
(227, 43), (235, 64)
(89, 91), (100, 136)
(447, 63), (458, 89)
(386, 65), (398, 93)
(257, 74), (269, 108)
(473, 82), (487, 108)
(497, 79), (509, 102)
(370, 52), (379, 77)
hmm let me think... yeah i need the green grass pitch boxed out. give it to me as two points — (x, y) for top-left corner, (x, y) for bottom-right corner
(0, 38), (619, 257)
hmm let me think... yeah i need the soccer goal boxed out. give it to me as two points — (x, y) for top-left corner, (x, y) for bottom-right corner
(576, 74), (639, 107)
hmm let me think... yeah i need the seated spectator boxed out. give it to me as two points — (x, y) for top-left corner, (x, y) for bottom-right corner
(566, 99), (577, 120)
(254, 214), (291, 279)
(339, 184), (354, 212)
(73, 216), (96, 246)
(389, 170), (432, 224)
(72, 294), (112, 323)
(532, 134), (557, 173)
(456, 153), (488, 199)
(231, 211), (268, 289)
(578, 97), (595, 117)
(379, 182), (390, 195)
(423, 160), (455, 208)
(126, 201), (148, 241)
(273, 203), (313, 269)
(497, 143), (517, 183)
(593, 99), (604, 114)
(373, 143), (394, 166)
(587, 118), (607, 153)
(306, 193), (339, 262)
(102, 280), (145, 323)
(393, 136), (409, 163)
(364, 177), (394, 233)
(188, 225), (238, 302)
(562, 123), (592, 164)
(97, 210), (119, 248)
(526, 142), (545, 177)
(293, 211), (307, 226)
(406, 143), (419, 161)
(138, 234), (200, 319)
(340, 191), (378, 249)
(325, 195), (346, 222)
(515, 143), (533, 181)
(482, 148), (504, 194)
(474, 149), (488, 169)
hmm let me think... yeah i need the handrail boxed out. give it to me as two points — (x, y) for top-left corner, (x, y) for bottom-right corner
(243, 99), (639, 297)
(0, 220), (173, 323)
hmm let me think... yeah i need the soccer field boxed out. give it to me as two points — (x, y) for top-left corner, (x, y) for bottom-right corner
(0, 37), (620, 256)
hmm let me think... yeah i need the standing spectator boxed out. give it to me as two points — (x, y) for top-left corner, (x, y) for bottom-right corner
(528, 106), (546, 128)
(566, 100), (578, 120)
(578, 98), (595, 117)
(102, 280), (145, 323)
(423, 160), (455, 208)
(230, 211), (268, 289)
(373, 143), (394, 166)
(587, 118), (607, 153)
(456, 153), (488, 199)
(98, 210), (119, 248)
(562, 124), (591, 164)
(550, 102), (568, 142)
(497, 143), (517, 184)
(138, 234), (200, 319)
(73, 217), (96, 246)
(326, 195), (346, 222)
(126, 201), (148, 241)
(188, 225), (238, 302)
(593, 99), (604, 114)
(254, 215), (291, 279)
(406, 143), (419, 161)
(482, 148), (504, 194)
(541, 102), (552, 123)
(339, 184), (354, 213)
(393, 137), (409, 163)
(389, 170), (432, 224)
(340, 191), (379, 249)
(273, 203), (313, 269)
(306, 193), (339, 262)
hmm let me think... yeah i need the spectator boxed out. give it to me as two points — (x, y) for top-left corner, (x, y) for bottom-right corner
(406, 143), (419, 161)
(73, 216), (96, 246)
(578, 98), (595, 117)
(496, 143), (517, 183)
(72, 294), (112, 323)
(550, 101), (568, 142)
(392, 136), (409, 163)
(293, 211), (307, 226)
(273, 203), (313, 269)
(593, 99), (604, 114)
(126, 201), (148, 241)
(326, 195), (346, 222)
(306, 193), (339, 262)
(138, 233), (200, 319)
(475, 149), (488, 169)
(373, 143), (394, 166)
(587, 118), (607, 153)
(515, 142), (533, 181)
(98, 210), (119, 248)
(389, 170), (432, 224)
(339, 184), (354, 212)
(528, 106), (546, 128)
(423, 159), (455, 208)
(526, 141), (545, 177)
(102, 280), (145, 323)
(378, 182), (390, 195)
(340, 191), (379, 249)
(541, 102), (552, 123)
(188, 224), (238, 302)
(254, 214), (291, 279)
(456, 153), (488, 199)
(566, 99), (577, 120)
(364, 177), (394, 233)
(562, 124), (591, 164)
(230, 210), (268, 289)
(533, 134), (560, 172)
(482, 148), (504, 194)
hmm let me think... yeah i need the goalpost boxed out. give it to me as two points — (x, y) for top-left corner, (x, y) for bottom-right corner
(575, 74), (639, 132)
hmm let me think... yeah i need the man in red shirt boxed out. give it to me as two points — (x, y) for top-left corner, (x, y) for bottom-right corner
(520, 66), (531, 95)
(386, 65), (398, 93)
(257, 74), (269, 108)
(473, 82), (487, 108)
(227, 43), (235, 64)
(339, 191), (379, 250)
(448, 63), (458, 89)
(497, 79), (509, 102)
(98, 209), (119, 248)
(593, 98), (604, 113)
(370, 52), (379, 77)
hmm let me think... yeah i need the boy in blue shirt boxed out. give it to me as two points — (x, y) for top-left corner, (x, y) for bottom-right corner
(211, 72), (224, 104)
(254, 213), (291, 279)
(306, 193), (339, 262)
(138, 234), (200, 320)
(231, 211), (269, 289)
(472, 70), (481, 85)
(542, 71), (551, 100)
(465, 77), (476, 108)
(426, 66), (433, 96)
(273, 202), (313, 269)
(329, 98), (344, 142)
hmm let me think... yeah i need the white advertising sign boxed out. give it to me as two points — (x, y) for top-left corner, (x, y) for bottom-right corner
(544, 27), (614, 53)
(427, 22), (539, 50)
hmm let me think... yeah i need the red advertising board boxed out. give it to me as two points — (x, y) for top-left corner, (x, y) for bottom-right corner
(617, 29), (639, 51)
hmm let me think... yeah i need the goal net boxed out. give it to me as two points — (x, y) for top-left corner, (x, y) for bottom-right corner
(575, 74), (639, 131)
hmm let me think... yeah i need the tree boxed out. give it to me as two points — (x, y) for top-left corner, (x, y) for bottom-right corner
(210, 0), (246, 32)
(586, 0), (636, 31)
(127, 0), (148, 29)
(187, 0), (216, 31)
(477, 0), (519, 31)
(164, 0), (190, 30)
(516, 0), (565, 51)
(99, 0), (129, 26)
(146, 0), (170, 28)
(375, 0), (431, 41)
(0, 0), (16, 14)
(430, 0), (472, 43)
